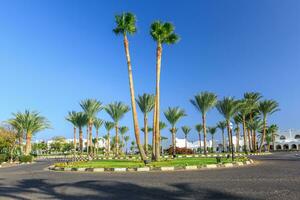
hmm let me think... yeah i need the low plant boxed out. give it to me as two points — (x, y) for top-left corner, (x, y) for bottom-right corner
(0, 154), (7, 163)
(19, 155), (33, 163)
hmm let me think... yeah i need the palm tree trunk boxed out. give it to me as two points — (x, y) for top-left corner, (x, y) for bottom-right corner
(115, 124), (119, 156)
(152, 99), (157, 160)
(242, 117), (247, 153)
(252, 130), (256, 152)
(202, 115), (207, 155)
(226, 120), (234, 160)
(144, 114), (148, 154)
(86, 128), (89, 155)
(25, 132), (32, 155)
(88, 123), (93, 156)
(154, 43), (162, 161)
(247, 129), (252, 152)
(123, 34), (148, 163)
(272, 133), (275, 151)
(185, 135), (187, 149)
(172, 128), (176, 157)
(79, 127), (83, 153)
(73, 127), (77, 153)
(236, 126), (240, 152)
(222, 130), (225, 152)
(259, 118), (267, 152)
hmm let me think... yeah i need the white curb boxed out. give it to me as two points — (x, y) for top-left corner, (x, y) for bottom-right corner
(113, 168), (127, 172)
(77, 168), (86, 172)
(206, 164), (217, 168)
(184, 165), (198, 170)
(224, 163), (233, 167)
(160, 166), (175, 171)
(136, 167), (150, 172)
(92, 168), (105, 172)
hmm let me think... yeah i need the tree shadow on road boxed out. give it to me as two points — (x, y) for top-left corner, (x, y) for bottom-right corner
(0, 178), (257, 200)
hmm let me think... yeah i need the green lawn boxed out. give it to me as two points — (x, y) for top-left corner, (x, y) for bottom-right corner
(55, 157), (248, 168)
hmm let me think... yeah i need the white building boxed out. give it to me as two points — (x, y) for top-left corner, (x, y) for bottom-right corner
(272, 129), (300, 150)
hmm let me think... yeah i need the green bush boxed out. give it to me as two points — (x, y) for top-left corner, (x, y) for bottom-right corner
(19, 155), (33, 163)
(0, 154), (7, 163)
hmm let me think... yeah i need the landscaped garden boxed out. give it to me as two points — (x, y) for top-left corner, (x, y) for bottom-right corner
(54, 157), (249, 169)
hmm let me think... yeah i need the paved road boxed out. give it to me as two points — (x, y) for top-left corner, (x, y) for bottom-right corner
(0, 152), (299, 200)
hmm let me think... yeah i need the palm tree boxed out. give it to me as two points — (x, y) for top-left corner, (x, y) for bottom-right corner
(136, 93), (155, 155)
(268, 124), (279, 151)
(105, 102), (130, 156)
(208, 127), (217, 153)
(119, 126), (129, 152)
(238, 100), (252, 153)
(104, 121), (114, 155)
(217, 121), (226, 152)
(113, 12), (148, 163)
(190, 92), (217, 155)
(9, 110), (50, 155)
(216, 97), (240, 160)
(150, 21), (180, 161)
(66, 111), (78, 153)
(181, 126), (191, 149)
(159, 121), (167, 155)
(244, 92), (262, 152)
(164, 107), (186, 158)
(73, 112), (88, 153)
(94, 118), (104, 155)
(160, 136), (168, 155)
(258, 100), (279, 152)
(195, 124), (202, 152)
(247, 119), (263, 151)
(80, 99), (102, 155)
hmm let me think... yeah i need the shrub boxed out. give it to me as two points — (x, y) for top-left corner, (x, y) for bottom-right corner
(167, 147), (193, 155)
(19, 155), (33, 163)
(0, 154), (7, 163)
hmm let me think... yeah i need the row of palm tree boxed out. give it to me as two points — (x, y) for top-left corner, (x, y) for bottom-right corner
(67, 100), (133, 156)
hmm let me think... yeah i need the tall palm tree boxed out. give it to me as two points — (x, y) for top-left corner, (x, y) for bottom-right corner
(208, 127), (217, 153)
(190, 92), (217, 155)
(164, 107), (186, 158)
(104, 121), (114, 155)
(181, 126), (191, 149)
(113, 12), (148, 163)
(94, 118), (104, 155)
(136, 93), (155, 155)
(244, 92), (262, 152)
(258, 100), (279, 152)
(247, 119), (263, 151)
(9, 110), (50, 155)
(73, 112), (88, 153)
(66, 111), (78, 153)
(268, 124), (279, 151)
(150, 21), (180, 161)
(217, 121), (226, 152)
(80, 99), (102, 155)
(195, 124), (202, 152)
(119, 126), (129, 152)
(105, 102), (130, 156)
(216, 97), (240, 160)
(238, 100), (252, 153)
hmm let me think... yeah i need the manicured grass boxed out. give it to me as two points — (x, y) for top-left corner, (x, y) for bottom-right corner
(55, 157), (248, 168)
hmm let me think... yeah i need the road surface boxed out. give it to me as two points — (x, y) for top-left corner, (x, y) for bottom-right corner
(0, 152), (299, 200)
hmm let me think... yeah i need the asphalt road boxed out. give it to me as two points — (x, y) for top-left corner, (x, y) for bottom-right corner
(0, 152), (299, 200)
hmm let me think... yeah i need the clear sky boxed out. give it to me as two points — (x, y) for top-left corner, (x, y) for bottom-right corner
(0, 0), (299, 143)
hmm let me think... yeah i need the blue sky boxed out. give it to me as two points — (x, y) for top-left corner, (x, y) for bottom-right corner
(0, 0), (299, 143)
